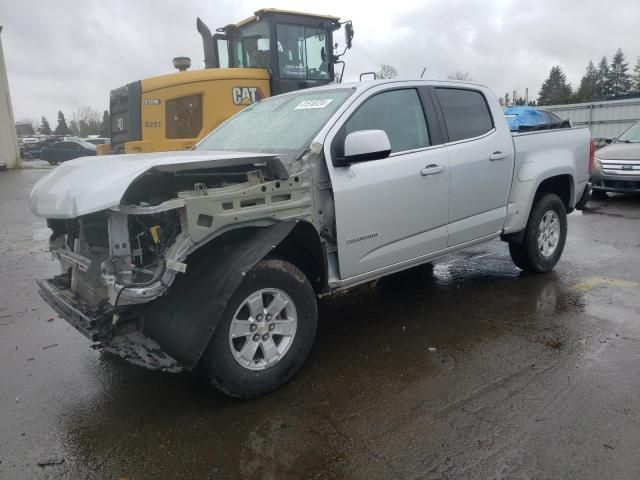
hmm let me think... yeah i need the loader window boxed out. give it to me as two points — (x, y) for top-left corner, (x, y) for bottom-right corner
(217, 38), (229, 68)
(276, 24), (329, 80)
(233, 22), (271, 68)
(166, 95), (202, 139)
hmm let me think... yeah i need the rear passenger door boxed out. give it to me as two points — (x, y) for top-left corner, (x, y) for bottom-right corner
(433, 87), (514, 246)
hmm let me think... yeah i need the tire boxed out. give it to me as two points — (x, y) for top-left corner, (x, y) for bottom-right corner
(591, 188), (608, 199)
(200, 258), (317, 398)
(508, 193), (567, 273)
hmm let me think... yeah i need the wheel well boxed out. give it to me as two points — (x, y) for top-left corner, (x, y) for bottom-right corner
(536, 174), (573, 211)
(270, 222), (328, 294)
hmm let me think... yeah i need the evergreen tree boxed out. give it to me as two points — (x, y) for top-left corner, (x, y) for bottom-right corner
(537, 66), (573, 105)
(594, 57), (609, 100)
(632, 56), (640, 92)
(575, 60), (598, 102)
(606, 48), (632, 97)
(38, 116), (52, 135)
(100, 110), (110, 137)
(54, 111), (71, 135)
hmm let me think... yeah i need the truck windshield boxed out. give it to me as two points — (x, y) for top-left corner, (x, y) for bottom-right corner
(616, 122), (640, 143)
(196, 89), (353, 155)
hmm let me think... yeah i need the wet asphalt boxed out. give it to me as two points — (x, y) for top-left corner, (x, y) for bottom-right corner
(1, 164), (639, 479)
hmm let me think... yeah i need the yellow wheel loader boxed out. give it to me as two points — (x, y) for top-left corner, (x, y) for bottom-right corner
(101, 9), (353, 155)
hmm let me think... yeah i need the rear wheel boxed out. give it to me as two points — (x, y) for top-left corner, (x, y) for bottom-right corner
(200, 258), (317, 398)
(508, 193), (567, 273)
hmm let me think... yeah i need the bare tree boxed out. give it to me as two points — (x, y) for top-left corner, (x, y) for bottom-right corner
(17, 118), (37, 135)
(73, 106), (101, 137)
(447, 71), (472, 81)
(377, 64), (398, 79)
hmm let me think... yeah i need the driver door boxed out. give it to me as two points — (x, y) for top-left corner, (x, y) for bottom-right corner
(326, 88), (450, 280)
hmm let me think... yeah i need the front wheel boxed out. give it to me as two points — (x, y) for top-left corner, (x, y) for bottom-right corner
(508, 193), (567, 273)
(200, 258), (317, 398)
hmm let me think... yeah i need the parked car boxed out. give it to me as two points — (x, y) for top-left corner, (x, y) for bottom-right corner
(83, 137), (111, 146)
(30, 80), (591, 398)
(40, 138), (97, 164)
(591, 120), (640, 197)
(504, 106), (571, 131)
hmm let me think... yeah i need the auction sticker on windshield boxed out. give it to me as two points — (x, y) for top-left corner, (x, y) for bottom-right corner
(295, 99), (334, 110)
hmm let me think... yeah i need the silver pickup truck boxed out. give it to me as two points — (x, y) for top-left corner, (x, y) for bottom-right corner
(30, 80), (591, 397)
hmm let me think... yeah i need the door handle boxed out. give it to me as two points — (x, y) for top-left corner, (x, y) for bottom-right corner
(489, 151), (507, 161)
(420, 164), (445, 176)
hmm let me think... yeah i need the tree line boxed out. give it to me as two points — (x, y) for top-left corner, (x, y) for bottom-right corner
(24, 107), (110, 138)
(537, 48), (640, 106)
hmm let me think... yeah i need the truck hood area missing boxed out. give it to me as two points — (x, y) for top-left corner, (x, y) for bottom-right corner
(29, 150), (280, 218)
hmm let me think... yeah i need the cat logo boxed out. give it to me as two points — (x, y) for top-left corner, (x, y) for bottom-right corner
(232, 87), (264, 106)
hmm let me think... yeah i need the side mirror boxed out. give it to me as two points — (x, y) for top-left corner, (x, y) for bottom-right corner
(344, 22), (354, 49)
(340, 130), (391, 165)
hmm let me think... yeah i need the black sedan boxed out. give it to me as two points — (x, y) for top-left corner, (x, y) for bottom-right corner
(40, 139), (97, 164)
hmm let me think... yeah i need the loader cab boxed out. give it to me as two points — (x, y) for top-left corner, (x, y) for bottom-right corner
(107, 9), (353, 155)
(212, 9), (343, 95)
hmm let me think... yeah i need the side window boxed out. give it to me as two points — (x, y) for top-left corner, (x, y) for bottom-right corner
(165, 95), (203, 139)
(343, 89), (430, 154)
(435, 88), (493, 142)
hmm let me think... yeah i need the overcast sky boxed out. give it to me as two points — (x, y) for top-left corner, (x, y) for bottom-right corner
(2, 0), (639, 126)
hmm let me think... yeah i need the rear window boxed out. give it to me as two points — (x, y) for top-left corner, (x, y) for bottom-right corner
(435, 88), (493, 142)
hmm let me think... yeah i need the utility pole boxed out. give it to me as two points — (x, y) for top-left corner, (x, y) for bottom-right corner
(0, 26), (21, 170)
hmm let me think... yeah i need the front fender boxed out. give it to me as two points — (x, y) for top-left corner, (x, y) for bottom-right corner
(142, 220), (297, 370)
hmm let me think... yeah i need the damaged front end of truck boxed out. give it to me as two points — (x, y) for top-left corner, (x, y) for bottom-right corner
(30, 149), (322, 372)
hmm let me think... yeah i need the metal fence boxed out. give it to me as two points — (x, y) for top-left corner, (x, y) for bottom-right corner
(545, 98), (640, 139)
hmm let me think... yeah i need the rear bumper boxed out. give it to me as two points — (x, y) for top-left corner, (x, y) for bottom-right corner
(36, 278), (182, 372)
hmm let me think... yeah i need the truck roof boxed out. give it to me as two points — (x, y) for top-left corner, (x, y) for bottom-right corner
(277, 78), (491, 96)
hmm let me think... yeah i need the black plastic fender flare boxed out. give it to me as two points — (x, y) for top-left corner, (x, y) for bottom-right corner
(574, 183), (591, 210)
(142, 220), (298, 370)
